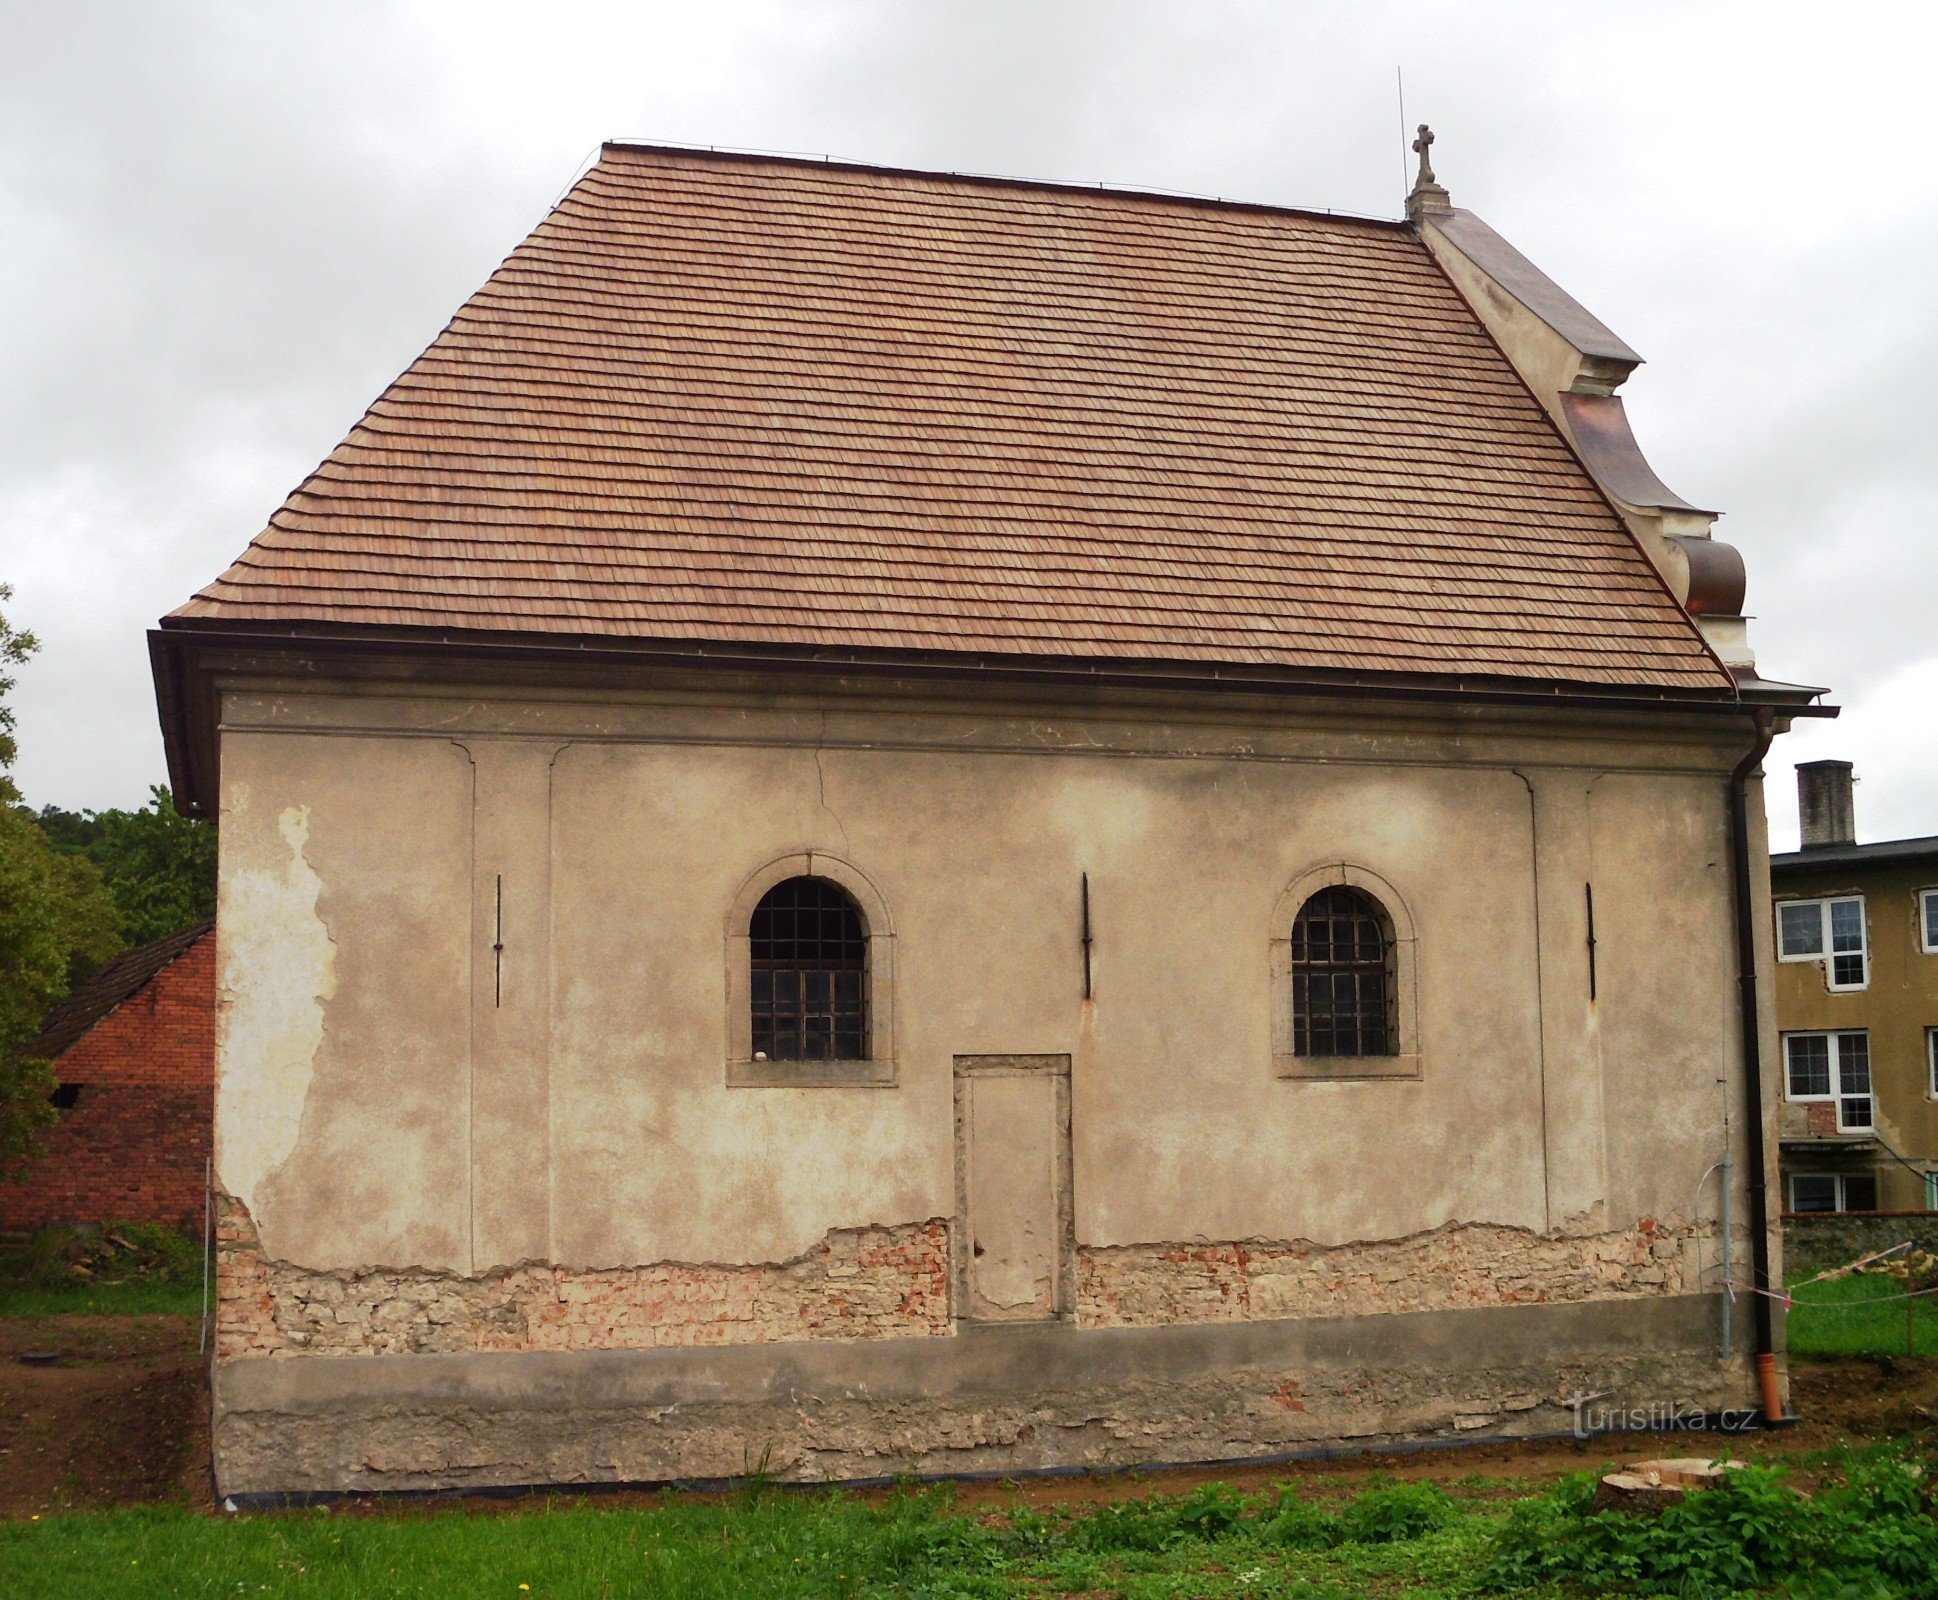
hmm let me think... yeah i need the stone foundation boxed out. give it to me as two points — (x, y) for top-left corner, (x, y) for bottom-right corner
(1077, 1217), (1706, 1327)
(211, 1200), (1757, 1497)
(212, 1294), (1757, 1497)
(215, 1197), (951, 1359)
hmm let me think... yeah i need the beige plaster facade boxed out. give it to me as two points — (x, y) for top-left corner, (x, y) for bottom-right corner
(203, 665), (1781, 1493)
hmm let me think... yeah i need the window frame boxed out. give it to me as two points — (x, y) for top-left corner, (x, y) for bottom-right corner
(725, 853), (897, 1087)
(749, 876), (869, 1065)
(1783, 1029), (1873, 1132)
(1270, 863), (1420, 1081)
(1929, 1027), (1938, 1101)
(1775, 895), (1869, 991)
(1788, 1172), (1879, 1214)
(1920, 889), (1938, 956)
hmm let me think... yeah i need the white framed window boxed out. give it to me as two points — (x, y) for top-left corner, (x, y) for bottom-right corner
(1776, 895), (1868, 990)
(1784, 1030), (1873, 1131)
(1921, 889), (1938, 955)
(1788, 1172), (1878, 1214)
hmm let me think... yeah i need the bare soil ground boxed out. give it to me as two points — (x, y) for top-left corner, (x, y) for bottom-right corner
(0, 1310), (1932, 1519)
(0, 1313), (208, 1516)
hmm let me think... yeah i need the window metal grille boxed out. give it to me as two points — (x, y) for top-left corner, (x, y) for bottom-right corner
(1290, 886), (1398, 1057)
(750, 876), (867, 1062)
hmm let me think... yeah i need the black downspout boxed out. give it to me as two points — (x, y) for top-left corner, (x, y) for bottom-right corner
(1728, 707), (1784, 1422)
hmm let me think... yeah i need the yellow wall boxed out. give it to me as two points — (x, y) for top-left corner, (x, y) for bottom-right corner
(1773, 857), (1938, 1210)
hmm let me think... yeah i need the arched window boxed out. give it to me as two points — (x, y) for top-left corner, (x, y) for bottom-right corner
(1290, 886), (1397, 1057)
(750, 876), (868, 1062)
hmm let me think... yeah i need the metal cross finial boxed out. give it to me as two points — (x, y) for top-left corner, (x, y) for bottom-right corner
(1412, 124), (1436, 188)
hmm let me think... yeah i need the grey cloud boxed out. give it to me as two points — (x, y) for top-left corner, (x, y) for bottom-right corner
(2, 0), (1932, 855)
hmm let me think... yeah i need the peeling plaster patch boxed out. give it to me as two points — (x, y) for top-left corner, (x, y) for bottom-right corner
(217, 805), (337, 1214)
(1077, 1216), (1707, 1328)
(215, 1193), (950, 1359)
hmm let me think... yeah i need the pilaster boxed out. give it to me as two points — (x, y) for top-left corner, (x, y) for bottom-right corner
(464, 739), (559, 1269)
(1521, 769), (1608, 1228)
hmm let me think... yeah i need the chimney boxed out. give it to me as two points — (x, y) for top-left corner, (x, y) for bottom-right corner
(1797, 760), (1856, 850)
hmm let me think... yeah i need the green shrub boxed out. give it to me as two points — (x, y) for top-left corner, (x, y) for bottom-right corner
(1069, 1496), (1195, 1553)
(1257, 1488), (1339, 1549)
(1336, 1480), (1457, 1545)
(1481, 1447), (1938, 1597)
(0, 1220), (200, 1288)
(1171, 1482), (1245, 1540)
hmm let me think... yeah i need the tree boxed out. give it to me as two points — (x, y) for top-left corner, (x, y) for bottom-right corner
(0, 584), (34, 807)
(30, 787), (216, 945)
(0, 807), (125, 1174)
(0, 587), (125, 1177)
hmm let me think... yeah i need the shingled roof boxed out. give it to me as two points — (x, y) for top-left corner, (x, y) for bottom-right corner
(27, 920), (214, 1064)
(164, 143), (1731, 693)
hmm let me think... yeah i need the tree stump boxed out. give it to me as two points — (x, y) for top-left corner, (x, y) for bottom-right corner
(1593, 1457), (1744, 1514)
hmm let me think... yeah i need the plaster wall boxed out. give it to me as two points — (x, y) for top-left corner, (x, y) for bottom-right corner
(212, 678), (1762, 1286)
(218, 736), (472, 1272)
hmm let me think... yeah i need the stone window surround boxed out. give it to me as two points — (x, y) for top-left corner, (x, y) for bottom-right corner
(726, 851), (897, 1087)
(1271, 862), (1420, 1081)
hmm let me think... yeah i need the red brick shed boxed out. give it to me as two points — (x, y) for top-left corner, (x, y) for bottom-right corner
(0, 921), (215, 1234)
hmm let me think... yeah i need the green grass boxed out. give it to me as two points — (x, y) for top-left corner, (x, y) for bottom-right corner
(1784, 1272), (1938, 1358)
(0, 1278), (202, 1318)
(0, 1483), (1508, 1600)
(7, 1449), (1936, 1599)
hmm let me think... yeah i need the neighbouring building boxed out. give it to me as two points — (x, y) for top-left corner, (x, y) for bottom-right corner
(0, 921), (215, 1235)
(1773, 761), (1938, 1215)
(151, 138), (1828, 1498)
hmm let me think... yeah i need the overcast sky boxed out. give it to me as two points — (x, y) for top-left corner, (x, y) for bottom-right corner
(2, 1), (1932, 849)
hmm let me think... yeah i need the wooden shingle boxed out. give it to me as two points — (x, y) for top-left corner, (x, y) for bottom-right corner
(169, 145), (1731, 692)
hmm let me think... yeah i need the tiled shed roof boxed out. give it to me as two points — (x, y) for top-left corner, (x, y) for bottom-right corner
(27, 920), (214, 1063)
(167, 144), (1731, 692)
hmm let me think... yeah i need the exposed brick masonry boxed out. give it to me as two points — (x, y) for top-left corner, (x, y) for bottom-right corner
(216, 1196), (951, 1360)
(1077, 1217), (1705, 1327)
(218, 1193), (1706, 1361)
(0, 932), (214, 1232)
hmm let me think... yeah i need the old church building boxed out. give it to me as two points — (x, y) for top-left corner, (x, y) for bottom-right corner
(152, 139), (1823, 1496)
